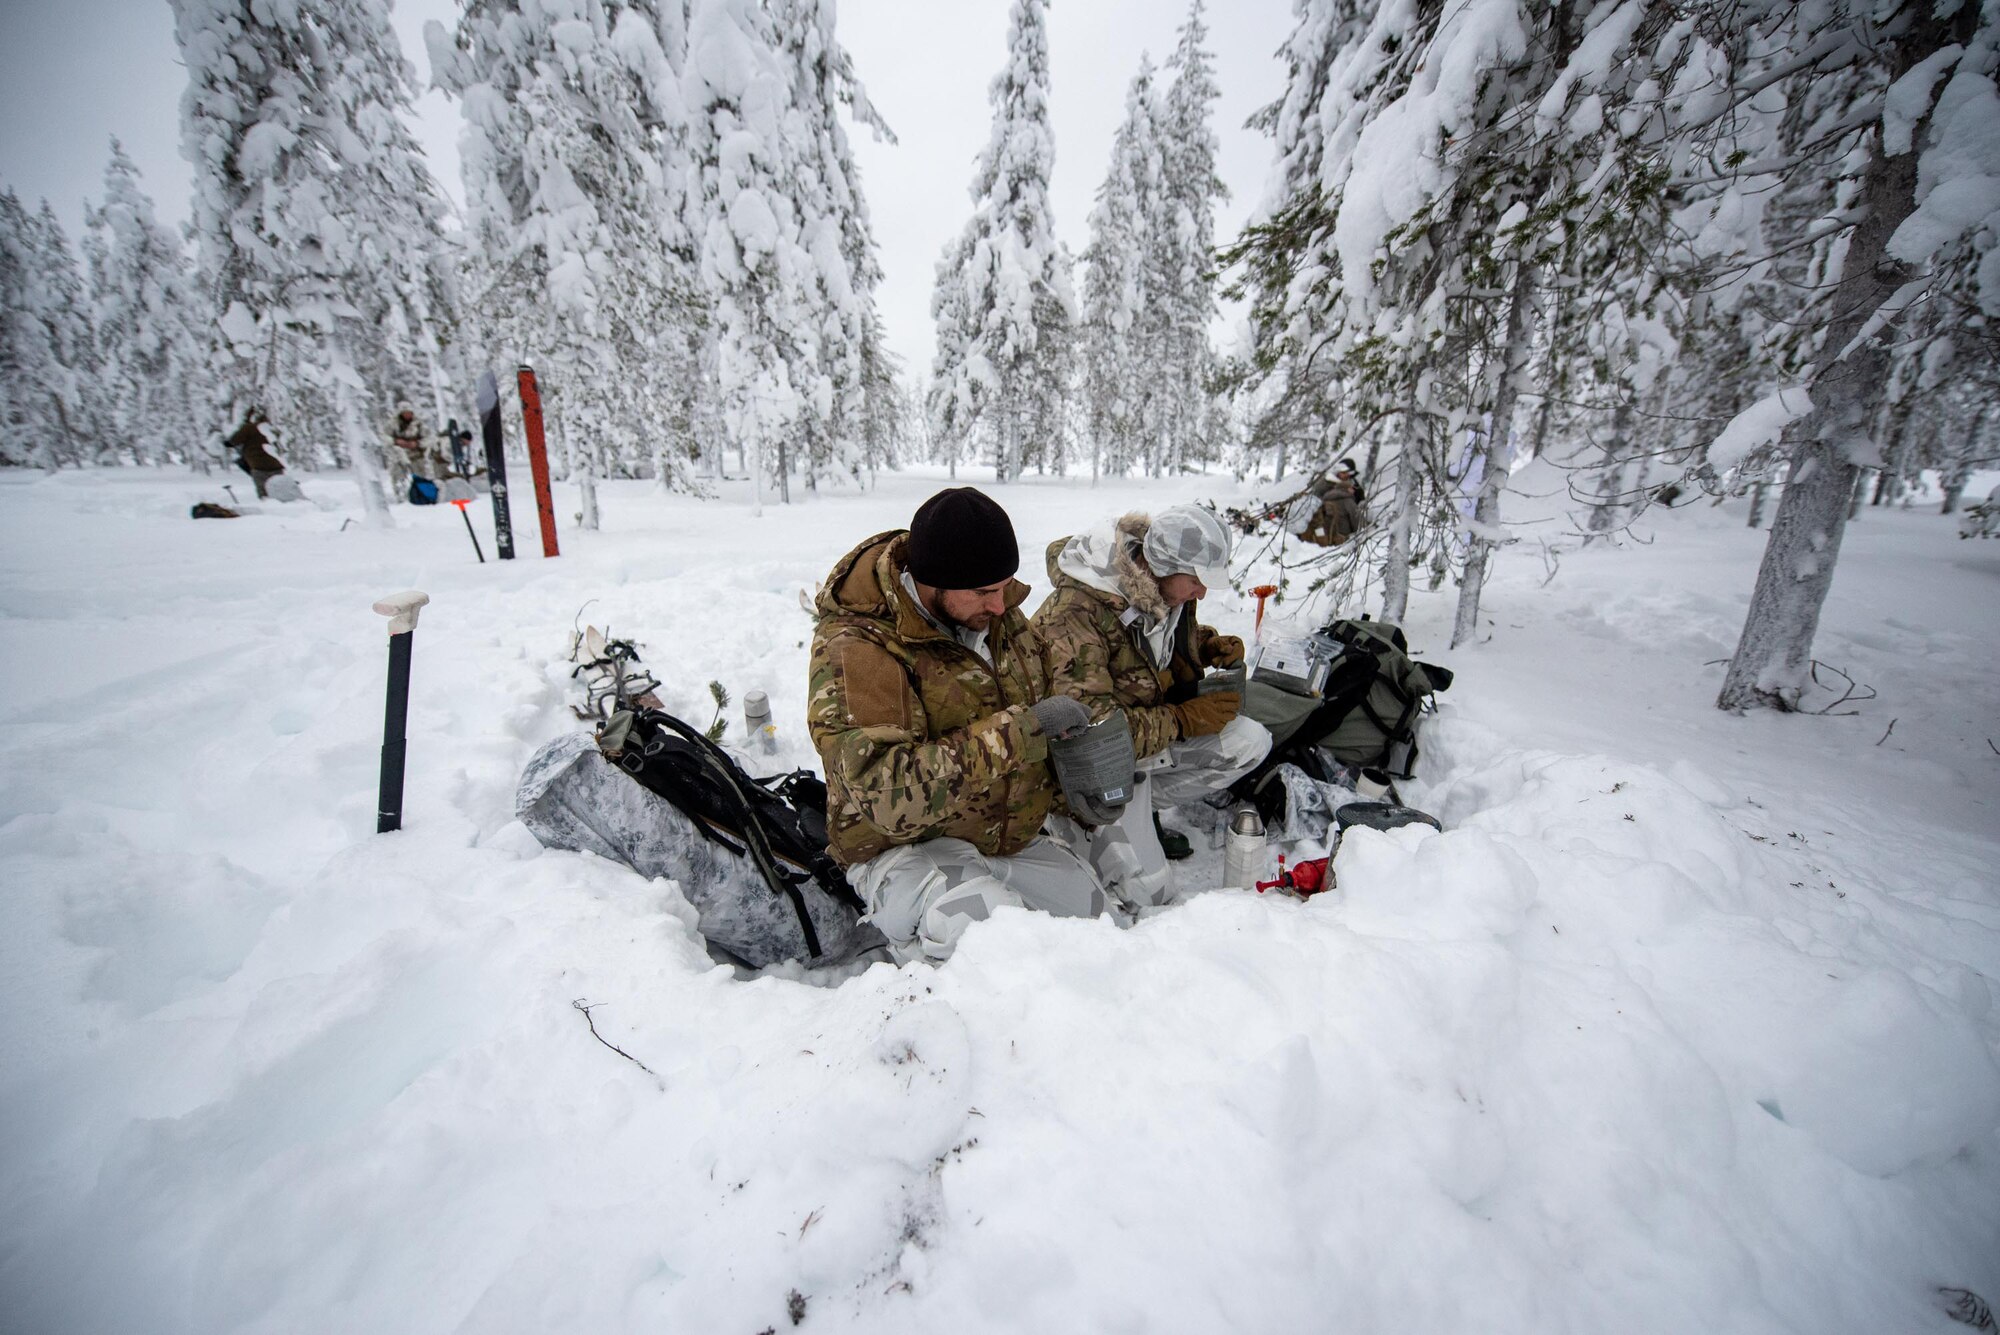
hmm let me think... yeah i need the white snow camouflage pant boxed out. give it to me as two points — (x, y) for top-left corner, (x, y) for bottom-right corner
(1051, 714), (1272, 910)
(849, 714), (1271, 960)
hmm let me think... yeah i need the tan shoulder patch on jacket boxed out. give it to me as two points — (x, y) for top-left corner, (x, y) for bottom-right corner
(838, 638), (910, 729)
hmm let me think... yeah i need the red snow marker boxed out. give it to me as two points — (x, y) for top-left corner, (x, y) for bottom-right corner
(450, 497), (485, 564)
(517, 364), (560, 558)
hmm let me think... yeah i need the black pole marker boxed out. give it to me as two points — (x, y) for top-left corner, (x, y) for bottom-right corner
(373, 590), (430, 833)
(451, 497), (485, 562)
(477, 371), (516, 560)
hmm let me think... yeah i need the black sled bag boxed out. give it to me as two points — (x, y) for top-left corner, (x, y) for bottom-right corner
(515, 709), (877, 968)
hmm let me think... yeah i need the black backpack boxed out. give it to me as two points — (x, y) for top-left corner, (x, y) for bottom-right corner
(598, 708), (862, 958)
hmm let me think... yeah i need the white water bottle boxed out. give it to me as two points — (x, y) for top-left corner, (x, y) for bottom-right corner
(1223, 808), (1267, 891)
(743, 690), (777, 754)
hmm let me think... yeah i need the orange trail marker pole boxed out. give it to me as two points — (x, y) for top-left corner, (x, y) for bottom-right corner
(517, 364), (560, 558)
(450, 497), (484, 563)
(1252, 584), (1279, 639)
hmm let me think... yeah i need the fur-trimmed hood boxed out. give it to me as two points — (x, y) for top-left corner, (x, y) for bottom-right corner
(1049, 512), (1171, 623)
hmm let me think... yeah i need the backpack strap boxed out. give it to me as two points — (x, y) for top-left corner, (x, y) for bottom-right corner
(759, 770), (864, 912)
(1268, 645), (1383, 761)
(1352, 676), (1423, 776)
(630, 710), (829, 958)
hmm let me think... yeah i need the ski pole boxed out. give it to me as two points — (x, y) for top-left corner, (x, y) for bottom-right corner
(450, 497), (485, 563)
(372, 590), (430, 833)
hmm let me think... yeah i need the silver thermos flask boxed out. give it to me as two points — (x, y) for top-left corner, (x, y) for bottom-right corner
(1223, 807), (1268, 891)
(743, 689), (777, 754)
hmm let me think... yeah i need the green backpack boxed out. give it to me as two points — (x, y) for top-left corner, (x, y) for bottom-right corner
(1314, 619), (1447, 776)
(1234, 617), (1452, 784)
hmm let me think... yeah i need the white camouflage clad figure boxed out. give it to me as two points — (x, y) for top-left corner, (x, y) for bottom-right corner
(1033, 504), (1273, 906)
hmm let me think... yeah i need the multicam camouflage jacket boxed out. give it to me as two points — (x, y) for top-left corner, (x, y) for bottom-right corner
(1032, 514), (1233, 760)
(807, 530), (1058, 867)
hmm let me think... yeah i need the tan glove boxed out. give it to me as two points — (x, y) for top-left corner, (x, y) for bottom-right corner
(1204, 634), (1246, 668)
(1172, 690), (1241, 739)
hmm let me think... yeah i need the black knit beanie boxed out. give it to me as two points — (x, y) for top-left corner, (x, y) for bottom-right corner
(906, 487), (1019, 589)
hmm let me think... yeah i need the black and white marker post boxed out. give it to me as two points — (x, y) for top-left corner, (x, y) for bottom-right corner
(477, 371), (516, 561)
(372, 590), (430, 833)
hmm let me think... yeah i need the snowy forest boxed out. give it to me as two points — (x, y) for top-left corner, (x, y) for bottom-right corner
(2, 3), (1999, 1329)
(3, 0), (1998, 713)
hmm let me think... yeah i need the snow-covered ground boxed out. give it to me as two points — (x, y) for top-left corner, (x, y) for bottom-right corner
(1, 462), (1995, 1334)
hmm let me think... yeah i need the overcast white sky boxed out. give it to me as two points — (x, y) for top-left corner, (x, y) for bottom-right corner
(0, 0), (1295, 372)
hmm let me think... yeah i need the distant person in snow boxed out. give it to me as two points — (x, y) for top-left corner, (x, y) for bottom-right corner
(387, 405), (432, 494)
(225, 408), (285, 500)
(1033, 504), (1271, 901)
(1303, 457), (1367, 547)
(444, 419), (476, 477)
(806, 487), (1113, 963)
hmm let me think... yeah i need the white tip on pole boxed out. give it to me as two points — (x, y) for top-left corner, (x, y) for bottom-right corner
(372, 590), (430, 636)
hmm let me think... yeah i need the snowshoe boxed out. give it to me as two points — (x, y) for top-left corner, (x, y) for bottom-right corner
(570, 624), (663, 719)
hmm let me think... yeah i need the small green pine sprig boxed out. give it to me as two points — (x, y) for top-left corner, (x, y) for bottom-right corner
(705, 680), (730, 742)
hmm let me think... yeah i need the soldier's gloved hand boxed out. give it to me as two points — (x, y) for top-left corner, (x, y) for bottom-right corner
(1030, 695), (1092, 741)
(1205, 635), (1246, 668)
(1172, 690), (1240, 739)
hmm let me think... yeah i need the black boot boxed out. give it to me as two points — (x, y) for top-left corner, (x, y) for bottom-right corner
(1154, 811), (1192, 861)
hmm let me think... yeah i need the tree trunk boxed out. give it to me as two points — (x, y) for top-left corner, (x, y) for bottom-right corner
(567, 417), (599, 532)
(1381, 424), (1420, 623)
(1717, 7), (1963, 711)
(1747, 480), (1768, 527)
(1452, 263), (1538, 648)
(421, 331), (449, 430)
(1874, 378), (1919, 505)
(1941, 462), (1968, 514)
(1585, 400), (1636, 543)
(336, 371), (392, 527)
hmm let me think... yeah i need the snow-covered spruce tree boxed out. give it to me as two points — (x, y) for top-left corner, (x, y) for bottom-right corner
(855, 310), (905, 478)
(1715, 0), (1993, 711)
(173, 0), (459, 521)
(1079, 6), (1226, 482)
(928, 0), (1074, 483)
(430, 0), (704, 511)
(1225, 0), (1475, 618)
(1221, 0), (1382, 480)
(1080, 56), (1162, 479)
(771, 0), (895, 492)
(688, 0), (812, 505)
(82, 141), (212, 467)
(926, 231), (977, 469)
(1231, 0), (1697, 642)
(1154, 0), (1226, 474)
(0, 192), (104, 467)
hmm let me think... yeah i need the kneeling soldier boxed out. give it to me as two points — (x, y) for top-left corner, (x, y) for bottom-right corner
(1033, 504), (1272, 906)
(807, 488), (1110, 962)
